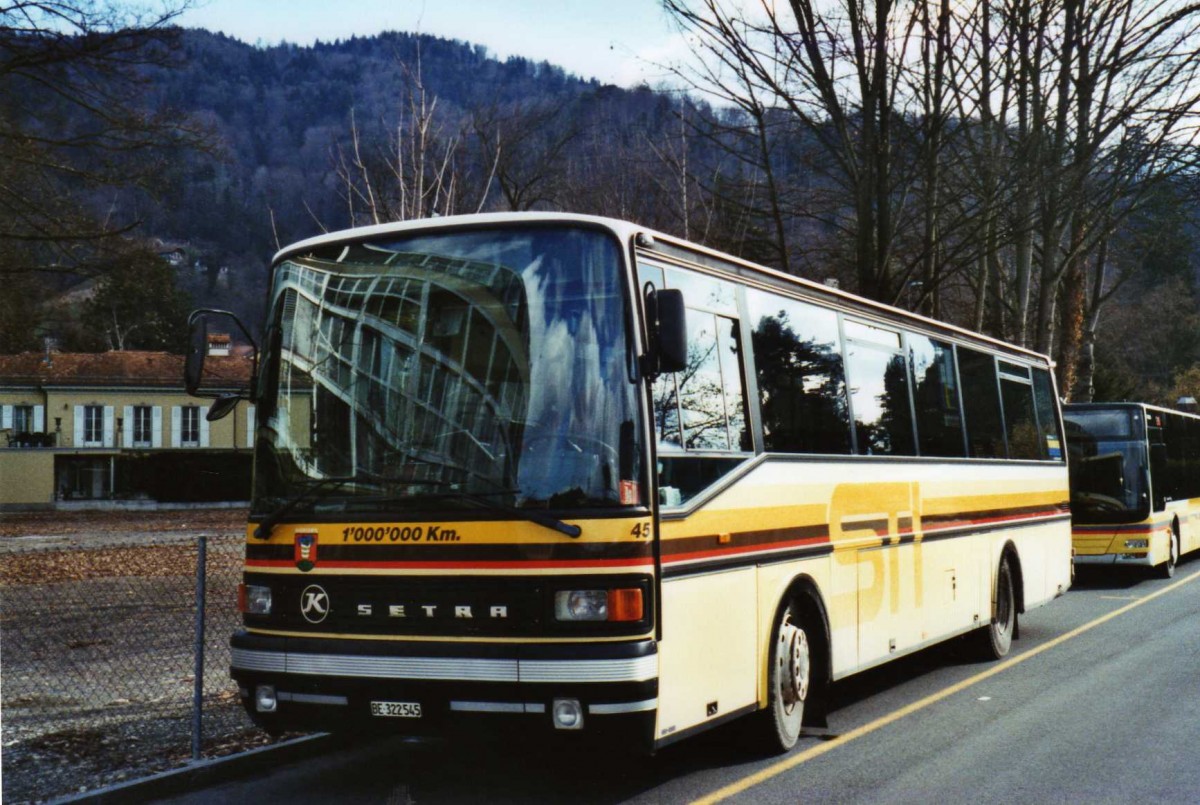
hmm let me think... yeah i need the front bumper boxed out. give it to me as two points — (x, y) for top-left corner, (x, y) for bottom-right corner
(230, 630), (658, 741)
(1072, 552), (1152, 567)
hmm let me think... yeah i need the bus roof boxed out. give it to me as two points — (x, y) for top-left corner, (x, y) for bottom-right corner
(1065, 401), (1200, 421)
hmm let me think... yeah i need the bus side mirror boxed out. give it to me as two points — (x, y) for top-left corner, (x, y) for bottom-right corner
(184, 312), (209, 396)
(643, 287), (687, 377)
(184, 308), (259, 420)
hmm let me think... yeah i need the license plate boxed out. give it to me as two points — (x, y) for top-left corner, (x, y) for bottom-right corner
(370, 700), (422, 718)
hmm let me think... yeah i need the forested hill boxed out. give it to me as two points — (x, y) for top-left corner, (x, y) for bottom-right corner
(144, 29), (617, 278)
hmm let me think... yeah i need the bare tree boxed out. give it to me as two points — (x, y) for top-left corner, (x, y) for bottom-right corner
(469, 98), (579, 211)
(664, 0), (974, 302)
(334, 54), (496, 225)
(0, 1), (206, 276)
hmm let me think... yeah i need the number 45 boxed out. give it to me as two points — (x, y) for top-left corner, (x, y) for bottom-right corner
(630, 521), (652, 539)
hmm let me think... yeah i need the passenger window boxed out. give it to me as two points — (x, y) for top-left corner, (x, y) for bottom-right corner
(844, 321), (915, 456)
(1031, 368), (1063, 461)
(1000, 374), (1042, 459)
(664, 266), (737, 315)
(909, 335), (965, 457)
(677, 309), (749, 451)
(958, 348), (1006, 458)
(747, 289), (851, 454)
(639, 262), (751, 506)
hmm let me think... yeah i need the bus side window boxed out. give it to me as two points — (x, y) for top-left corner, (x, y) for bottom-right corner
(1031, 368), (1063, 461)
(1187, 417), (1200, 500)
(746, 289), (852, 455)
(640, 262), (751, 506)
(843, 320), (915, 456)
(1000, 378), (1040, 459)
(958, 348), (1006, 458)
(909, 335), (966, 457)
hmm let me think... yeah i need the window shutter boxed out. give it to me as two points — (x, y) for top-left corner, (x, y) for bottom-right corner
(103, 406), (115, 447)
(247, 405), (256, 448)
(152, 406), (163, 448)
(171, 406), (181, 447)
(1, 405), (11, 430)
(74, 405), (84, 446)
(199, 407), (210, 447)
(123, 406), (133, 448)
(33, 405), (44, 433)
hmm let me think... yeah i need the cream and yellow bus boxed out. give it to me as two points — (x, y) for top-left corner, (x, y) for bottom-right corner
(1065, 403), (1200, 578)
(186, 213), (1072, 753)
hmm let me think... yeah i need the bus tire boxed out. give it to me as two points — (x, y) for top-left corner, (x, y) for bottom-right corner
(1157, 524), (1179, 579)
(976, 553), (1016, 660)
(756, 599), (813, 753)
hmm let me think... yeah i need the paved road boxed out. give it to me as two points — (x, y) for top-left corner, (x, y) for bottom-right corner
(161, 555), (1200, 804)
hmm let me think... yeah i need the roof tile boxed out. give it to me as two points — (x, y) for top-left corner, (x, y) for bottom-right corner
(0, 351), (252, 387)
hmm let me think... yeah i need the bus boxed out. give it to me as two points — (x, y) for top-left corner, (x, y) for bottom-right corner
(1064, 403), (1200, 578)
(185, 213), (1072, 753)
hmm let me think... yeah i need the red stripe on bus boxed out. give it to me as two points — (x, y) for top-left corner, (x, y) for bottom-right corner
(1072, 524), (1157, 535)
(662, 536), (830, 565)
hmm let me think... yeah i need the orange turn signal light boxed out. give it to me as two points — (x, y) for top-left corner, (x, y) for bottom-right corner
(607, 588), (644, 621)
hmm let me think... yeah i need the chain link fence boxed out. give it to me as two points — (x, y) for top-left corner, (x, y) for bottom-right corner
(0, 530), (284, 802)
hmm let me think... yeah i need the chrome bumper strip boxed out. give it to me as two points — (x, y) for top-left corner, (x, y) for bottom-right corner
(588, 698), (658, 714)
(232, 647), (658, 684)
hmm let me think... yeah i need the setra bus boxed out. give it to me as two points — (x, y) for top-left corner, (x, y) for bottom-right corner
(1064, 402), (1200, 578)
(185, 213), (1072, 753)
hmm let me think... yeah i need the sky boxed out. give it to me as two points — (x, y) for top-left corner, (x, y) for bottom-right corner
(175, 0), (691, 88)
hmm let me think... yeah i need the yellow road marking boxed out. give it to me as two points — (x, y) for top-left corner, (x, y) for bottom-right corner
(692, 568), (1200, 804)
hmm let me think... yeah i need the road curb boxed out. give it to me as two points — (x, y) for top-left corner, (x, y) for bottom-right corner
(53, 733), (344, 804)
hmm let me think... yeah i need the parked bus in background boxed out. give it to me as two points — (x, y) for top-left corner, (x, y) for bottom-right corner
(1064, 403), (1200, 578)
(185, 213), (1072, 753)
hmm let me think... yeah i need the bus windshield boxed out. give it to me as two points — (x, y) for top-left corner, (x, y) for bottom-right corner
(252, 225), (642, 519)
(1064, 408), (1148, 523)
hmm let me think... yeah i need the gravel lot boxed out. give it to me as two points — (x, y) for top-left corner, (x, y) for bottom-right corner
(0, 507), (249, 540)
(0, 508), (302, 803)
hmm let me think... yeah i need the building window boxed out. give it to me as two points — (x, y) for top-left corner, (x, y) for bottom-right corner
(181, 406), (200, 446)
(84, 405), (104, 446)
(12, 405), (34, 434)
(57, 457), (112, 500)
(132, 406), (153, 447)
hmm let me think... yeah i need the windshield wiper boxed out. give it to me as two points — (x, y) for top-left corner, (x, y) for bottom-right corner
(452, 490), (583, 539)
(345, 487), (583, 539)
(253, 475), (359, 540)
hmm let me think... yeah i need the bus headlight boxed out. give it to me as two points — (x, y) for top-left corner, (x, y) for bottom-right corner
(1124, 539), (1149, 549)
(554, 588), (643, 622)
(239, 584), (272, 615)
(555, 590), (607, 621)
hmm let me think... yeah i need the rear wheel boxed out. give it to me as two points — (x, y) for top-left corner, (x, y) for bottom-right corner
(756, 600), (812, 752)
(1157, 525), (1179, 579)
(977, 554), (1016, 660)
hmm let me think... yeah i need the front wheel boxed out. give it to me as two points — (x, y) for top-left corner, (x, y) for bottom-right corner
(754, 600), (814, 753)
(976, 554), (1016, 660)
(1157, 525), (1179, 579)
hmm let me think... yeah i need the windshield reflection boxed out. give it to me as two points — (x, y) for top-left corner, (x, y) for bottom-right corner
(253, 226), (641, 518)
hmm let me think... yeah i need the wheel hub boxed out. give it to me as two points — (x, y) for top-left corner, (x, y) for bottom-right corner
(777, 620), (810, 706)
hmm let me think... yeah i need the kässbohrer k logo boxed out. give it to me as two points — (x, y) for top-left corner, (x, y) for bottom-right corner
(300, 584), (330, 623)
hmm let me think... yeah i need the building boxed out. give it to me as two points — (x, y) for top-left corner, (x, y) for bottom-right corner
(0, 347), (255, 510)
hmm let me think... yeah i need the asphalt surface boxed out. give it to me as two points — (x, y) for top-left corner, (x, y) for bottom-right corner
(151, 555), (1200, 804)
